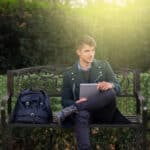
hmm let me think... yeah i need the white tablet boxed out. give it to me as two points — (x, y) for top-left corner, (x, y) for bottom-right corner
(79, 83), (99, 99)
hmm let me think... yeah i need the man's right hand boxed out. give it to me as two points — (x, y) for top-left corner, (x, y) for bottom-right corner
(76, 97), (87, 104)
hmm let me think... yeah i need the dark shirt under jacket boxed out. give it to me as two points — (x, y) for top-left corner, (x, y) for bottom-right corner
(80, 69), (91, 83)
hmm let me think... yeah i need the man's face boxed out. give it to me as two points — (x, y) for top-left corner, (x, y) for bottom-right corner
(77, 44), (95, 64)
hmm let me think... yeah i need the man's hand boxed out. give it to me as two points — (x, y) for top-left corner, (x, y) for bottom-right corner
(76, 97), (87, 104)
(97, 81), (114, 91)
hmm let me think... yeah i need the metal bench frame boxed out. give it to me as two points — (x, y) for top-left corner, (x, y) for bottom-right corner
(1, 65), (148, 150)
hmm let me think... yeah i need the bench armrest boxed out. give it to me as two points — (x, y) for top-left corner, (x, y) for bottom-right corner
(136, 91), (148, 124)
(1, 95), (9, 128)
(136, 91), (147, 110)
(136, 91), (145, 104)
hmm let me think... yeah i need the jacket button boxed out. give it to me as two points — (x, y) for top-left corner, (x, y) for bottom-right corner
(72, 78), (74, 80)
(30, 113), (35, 117)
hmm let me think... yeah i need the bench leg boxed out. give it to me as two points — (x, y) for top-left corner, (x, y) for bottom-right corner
(2, 126), (13, 150)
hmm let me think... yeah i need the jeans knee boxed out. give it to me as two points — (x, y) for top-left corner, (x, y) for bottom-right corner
(75, 110), (90, 125)
(77, 110), (90, 118)
(104, 89), (116, 100)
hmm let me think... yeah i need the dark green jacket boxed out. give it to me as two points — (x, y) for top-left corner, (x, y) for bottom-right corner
(62, 59), (120, 108)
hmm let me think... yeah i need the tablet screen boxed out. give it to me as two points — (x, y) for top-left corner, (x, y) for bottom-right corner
(79, 83), (99, 99)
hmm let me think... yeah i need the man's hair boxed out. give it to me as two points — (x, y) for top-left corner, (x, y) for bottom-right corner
(76, 35), (96, 49)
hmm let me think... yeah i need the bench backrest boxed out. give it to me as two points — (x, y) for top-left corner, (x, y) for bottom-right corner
(7, 65), (141, 116)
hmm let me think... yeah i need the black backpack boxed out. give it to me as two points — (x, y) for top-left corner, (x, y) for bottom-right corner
(10, 89), (52, 124)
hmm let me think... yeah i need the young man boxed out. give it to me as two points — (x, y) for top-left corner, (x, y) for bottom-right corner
(54, 35), (130, 150)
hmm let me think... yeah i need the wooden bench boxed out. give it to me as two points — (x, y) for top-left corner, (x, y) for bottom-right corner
(0, 65), (148, 150)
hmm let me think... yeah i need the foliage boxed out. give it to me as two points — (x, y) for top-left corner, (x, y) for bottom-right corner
(0, 0), (150, 74)
(141, 71), (150, 111)
(0, 75), (6, 99)
(0, 0), (149, 148)
(30, 127), (142, 150)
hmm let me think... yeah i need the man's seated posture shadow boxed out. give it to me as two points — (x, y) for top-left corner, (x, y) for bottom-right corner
(54, 35), (130, 150)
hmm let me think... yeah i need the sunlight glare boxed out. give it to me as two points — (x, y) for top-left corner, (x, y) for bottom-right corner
(104, 0), (113, 3)
(104, 0), (128, 7)
(116, 0), (127, 7)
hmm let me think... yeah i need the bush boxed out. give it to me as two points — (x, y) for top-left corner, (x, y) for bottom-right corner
(0, 0), (150, 73)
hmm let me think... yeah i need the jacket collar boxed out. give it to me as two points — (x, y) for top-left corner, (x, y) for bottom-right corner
(90, 60), (102, 82)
